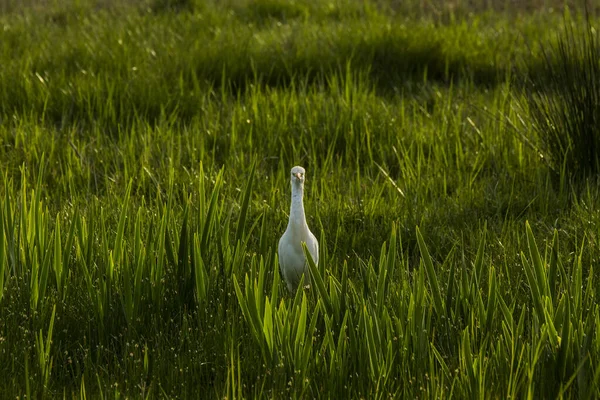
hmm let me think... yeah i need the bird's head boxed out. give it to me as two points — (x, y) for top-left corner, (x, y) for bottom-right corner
(290, 166), (306, 186)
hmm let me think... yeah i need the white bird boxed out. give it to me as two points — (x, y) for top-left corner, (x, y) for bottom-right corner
(278, 166), (319, 293)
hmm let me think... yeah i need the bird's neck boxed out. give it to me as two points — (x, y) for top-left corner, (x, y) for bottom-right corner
(289, 183), (308, 231)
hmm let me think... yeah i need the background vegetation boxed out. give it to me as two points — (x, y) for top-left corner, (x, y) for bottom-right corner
(1, 0), (600, 397)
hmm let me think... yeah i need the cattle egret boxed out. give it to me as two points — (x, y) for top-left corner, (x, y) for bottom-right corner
(278, 166), (319, 293)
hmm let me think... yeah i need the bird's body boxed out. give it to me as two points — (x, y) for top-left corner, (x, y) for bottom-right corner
(278, 166), (319, 293)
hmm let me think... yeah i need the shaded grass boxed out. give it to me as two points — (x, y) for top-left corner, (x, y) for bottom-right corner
(520, 10), (600, 181)
(0, 0), (555, 132)
(0, 0), (600, 398)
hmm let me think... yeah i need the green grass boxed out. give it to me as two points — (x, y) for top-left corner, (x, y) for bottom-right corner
(521, 9), (600, 180)
(1, 0), (600, 398)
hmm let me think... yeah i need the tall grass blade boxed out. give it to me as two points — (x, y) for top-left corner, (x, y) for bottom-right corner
(558, 292), (571, 380)
(177, 202), (191, 303)
(525, 221), (550, 301)
(473, 222), (487, 287)
(235, 159), (256, 245)
(416, 226), (444, 317)
(113, 181), (132, 268)
(0, 205), (5, 303)
(201, 168), (224, 254)
(35, 233), (53, 312)
(53, 216), (63, 297)
(303, 242), (332, 314)
(35, 304), (56, 394)
(484, 266), (497, 334)
(548, 229), (560, 301)
(193, 233), (208, 306)
(377, 224), (395, 315)
(521, 251), (544, 323)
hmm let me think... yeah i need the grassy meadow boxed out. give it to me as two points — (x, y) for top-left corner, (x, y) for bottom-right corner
(1, 0), (600, 397)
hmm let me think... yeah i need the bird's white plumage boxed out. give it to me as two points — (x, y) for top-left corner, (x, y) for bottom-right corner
(278, 166), (319, 293)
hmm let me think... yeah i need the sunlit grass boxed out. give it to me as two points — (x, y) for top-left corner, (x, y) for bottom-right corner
(0, 0), (600, 398)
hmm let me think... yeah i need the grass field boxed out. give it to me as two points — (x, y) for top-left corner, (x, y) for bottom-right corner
(1, 0), (600, 397)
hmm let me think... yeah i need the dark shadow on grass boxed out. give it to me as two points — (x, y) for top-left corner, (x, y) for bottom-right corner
(8, 31), (508, 134)
(2, 2), (511, 132)
(194, 33), (507, 98)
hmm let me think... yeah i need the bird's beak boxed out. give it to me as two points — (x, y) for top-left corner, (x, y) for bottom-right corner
(294, 173), (302, 180)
